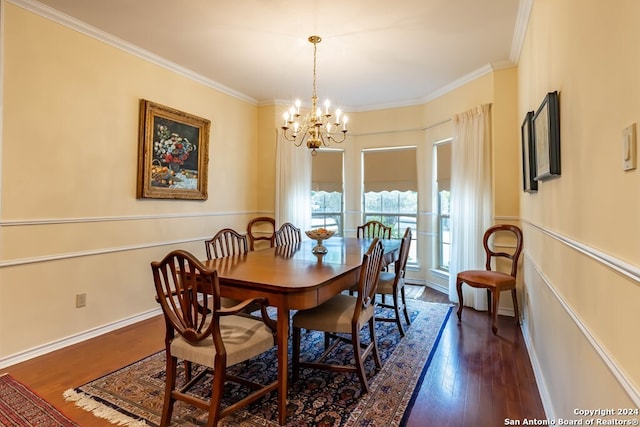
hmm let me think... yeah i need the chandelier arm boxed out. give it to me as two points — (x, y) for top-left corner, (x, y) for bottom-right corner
(328, 130), (347, 144)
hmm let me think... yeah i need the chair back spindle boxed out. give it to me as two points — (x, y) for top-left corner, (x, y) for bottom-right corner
(275, 222), (302, 246)
(205, 228), (248, 260)
(357, 220), (392, 239)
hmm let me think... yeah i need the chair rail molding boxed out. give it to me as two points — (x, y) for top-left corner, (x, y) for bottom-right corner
(520, 221), (640, 419)
(525, 220), (640, 283)
(0, 210), (251, 227)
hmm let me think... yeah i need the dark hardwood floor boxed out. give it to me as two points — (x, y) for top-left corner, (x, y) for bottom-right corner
(405, 286), (546, 426)
(1, 285), (545, 426)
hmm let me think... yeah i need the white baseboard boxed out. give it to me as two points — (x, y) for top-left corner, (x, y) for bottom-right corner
(0, 308), (162, 369)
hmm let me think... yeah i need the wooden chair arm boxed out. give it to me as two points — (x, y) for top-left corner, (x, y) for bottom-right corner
(218, 297), (266, 315)
(218, 297), (277, 334)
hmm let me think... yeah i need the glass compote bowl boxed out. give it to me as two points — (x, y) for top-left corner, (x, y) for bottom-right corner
(305, 228), (335, 254)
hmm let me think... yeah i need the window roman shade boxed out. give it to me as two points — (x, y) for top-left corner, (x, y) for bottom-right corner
(363, 148), (417, 192)
(311, 150), (343, 192)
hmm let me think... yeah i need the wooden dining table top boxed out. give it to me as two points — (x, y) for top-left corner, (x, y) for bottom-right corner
(202, 237), (401, 309)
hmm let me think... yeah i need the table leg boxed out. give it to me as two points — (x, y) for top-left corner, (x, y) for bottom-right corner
(277, 306), (290, 425)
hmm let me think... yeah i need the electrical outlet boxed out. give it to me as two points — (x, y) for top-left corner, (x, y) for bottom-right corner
(76, 293), (87, 308)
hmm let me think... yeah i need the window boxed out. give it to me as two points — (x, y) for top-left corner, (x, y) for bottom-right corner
(363, 148), (417, 262)
(436, 142), (452, 271)
(311, 150), (344, 236)
(437, 190), (451, 270)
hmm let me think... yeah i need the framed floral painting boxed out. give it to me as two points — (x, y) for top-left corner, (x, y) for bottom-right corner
(137, 100), (210, 200)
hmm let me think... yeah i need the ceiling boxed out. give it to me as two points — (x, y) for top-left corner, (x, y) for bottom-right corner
(30, 0), (528, 111)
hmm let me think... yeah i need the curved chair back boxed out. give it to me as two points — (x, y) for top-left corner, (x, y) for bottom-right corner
(275, 222), (302, 246)
(357, 220), (392, 239)
(205, 228), (248, 260)
(247, 217), (276, 251)
(151, 250), (219, 344)
(395, 227), (412, 279)
(483, 224), (523, 277)
(355, 238), (385, 316)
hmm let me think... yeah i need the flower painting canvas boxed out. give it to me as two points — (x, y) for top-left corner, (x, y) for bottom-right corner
(137, 100), (210, 200)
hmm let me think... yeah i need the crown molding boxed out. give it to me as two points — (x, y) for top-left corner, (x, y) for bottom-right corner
(7, 0), (257, 104)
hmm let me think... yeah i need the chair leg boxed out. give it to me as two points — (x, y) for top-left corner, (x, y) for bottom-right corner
(292, 327), (301, 382)
(184, 361), (192, 382)
(511, 289), (520, 325)
(351, 326), (370, 393)
(491, 290), (500, 335)
(456, 279), (464, 321)
(393, 291), (406, 337)
(400, 286), (411, 326)
(368, 318), (382, 371)
(205, 360), (226, 427)
(160, 355), (177, 427)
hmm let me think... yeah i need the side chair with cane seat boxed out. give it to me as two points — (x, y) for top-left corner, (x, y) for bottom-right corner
(456, 224), (524, 335)
(292, 238), (385, 393)
(151, 249), (278, 427)
(246, 217), (276, 251)
(274, 222), (302, 246)
(375, 227), (412, 337)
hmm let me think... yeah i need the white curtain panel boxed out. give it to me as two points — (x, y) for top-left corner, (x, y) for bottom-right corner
(275, 135), (312, 233)
(448, 104), (493, 309)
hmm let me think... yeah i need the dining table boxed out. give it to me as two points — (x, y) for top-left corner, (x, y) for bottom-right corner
(202, 236), (401, 425)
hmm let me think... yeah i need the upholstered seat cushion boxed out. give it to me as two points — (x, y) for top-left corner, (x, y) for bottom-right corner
(170, 314), (275, 368)
(376, 271), (405, 294)
(292, 294), (375, 334)
(457, 270), (515, 288)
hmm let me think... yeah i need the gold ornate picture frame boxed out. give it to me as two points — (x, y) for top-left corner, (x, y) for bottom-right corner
(137, 100), (210, 200)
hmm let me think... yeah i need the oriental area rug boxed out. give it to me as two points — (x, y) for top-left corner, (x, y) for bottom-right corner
(64, 301), (452, 427)
(0, 373), (80, 427)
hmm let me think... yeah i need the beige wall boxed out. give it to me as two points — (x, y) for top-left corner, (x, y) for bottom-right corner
(518, 0), (640, 418)
(0, 4), (260, 360)
(0, 2), (524, 363)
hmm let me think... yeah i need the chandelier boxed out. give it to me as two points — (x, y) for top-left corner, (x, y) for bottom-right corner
(281, 35), (348, 155)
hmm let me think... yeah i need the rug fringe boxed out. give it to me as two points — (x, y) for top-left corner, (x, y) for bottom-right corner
(63, 389), (148, 427)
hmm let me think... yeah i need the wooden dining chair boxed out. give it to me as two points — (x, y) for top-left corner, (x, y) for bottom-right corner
(151, 249), (278, 427)
(205, 228), (259, 312)
(357, 220), (392, 239)
(246, 216), (276, 251)
(375, 227), (412, 337)
(274, 222), (302, 246)
(456, 224), (524, 335)
(204, 228), (248, 260)
(292, 238), (385, 393)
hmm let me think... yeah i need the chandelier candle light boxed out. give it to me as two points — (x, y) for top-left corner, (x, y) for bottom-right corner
(281, 35), (348, 155)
